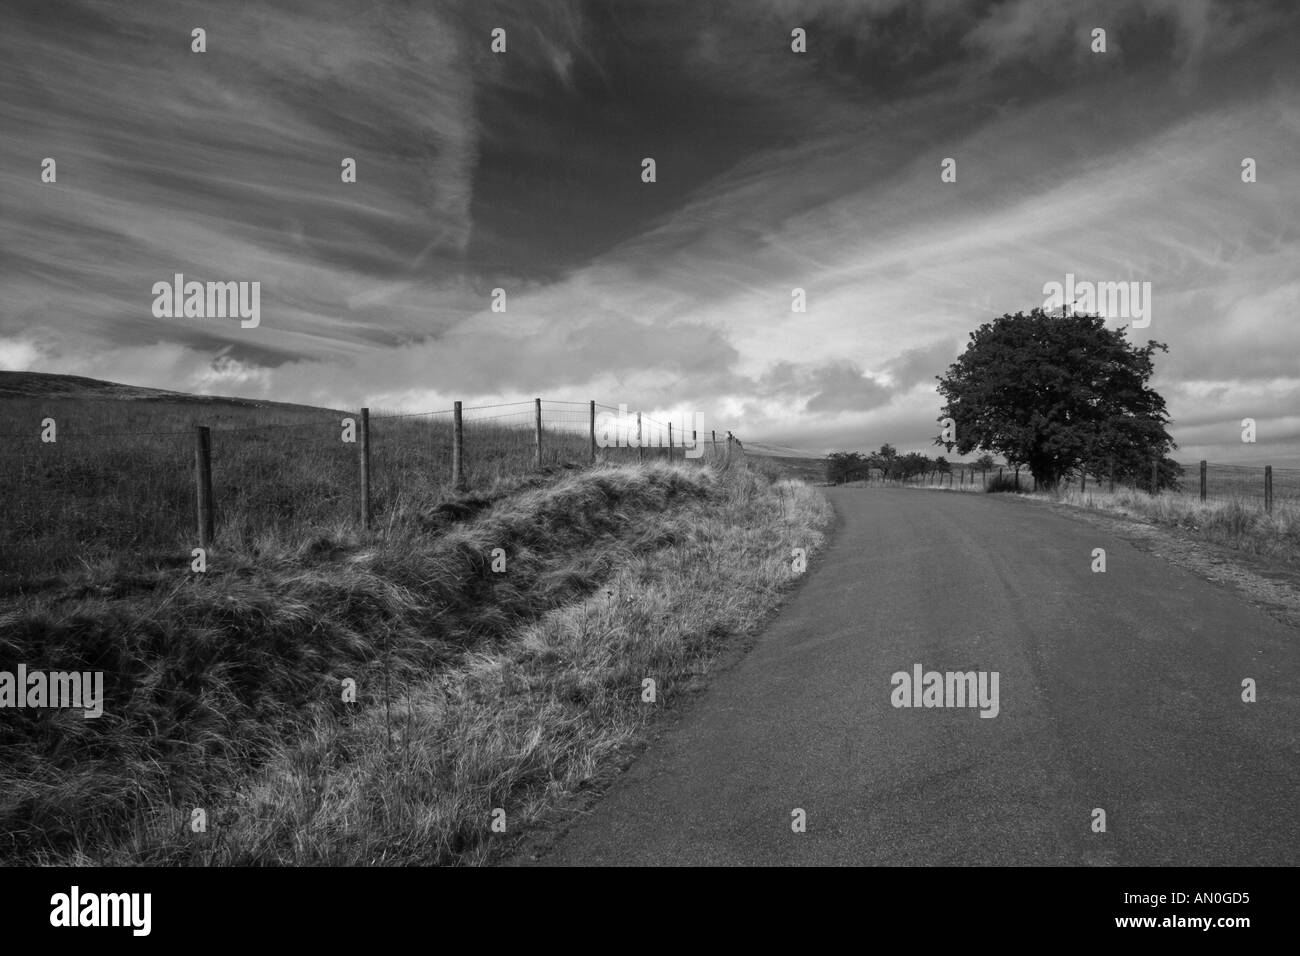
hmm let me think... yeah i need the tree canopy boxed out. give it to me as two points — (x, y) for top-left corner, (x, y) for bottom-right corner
(935, 309), (1177, 490)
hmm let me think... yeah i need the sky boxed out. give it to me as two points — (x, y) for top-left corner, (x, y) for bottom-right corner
(2, 0), (1298, 463)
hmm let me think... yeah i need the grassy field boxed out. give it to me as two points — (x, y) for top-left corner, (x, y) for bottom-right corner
(1172, 461), (1300, 509)
(745, 454), (828, 485)
(0, 373), (830, 865)
(0, 379), (690, 589)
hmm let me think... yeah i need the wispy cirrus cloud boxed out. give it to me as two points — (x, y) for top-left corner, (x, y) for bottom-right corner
(2, 0), (1298, 463)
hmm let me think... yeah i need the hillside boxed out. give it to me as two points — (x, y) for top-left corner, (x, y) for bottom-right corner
(0, 370), (346, 414)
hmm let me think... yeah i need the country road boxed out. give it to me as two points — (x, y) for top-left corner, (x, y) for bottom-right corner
(534, 487), (1300, 866)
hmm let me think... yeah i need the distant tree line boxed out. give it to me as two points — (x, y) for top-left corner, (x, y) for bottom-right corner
(826, 445), (998, 485)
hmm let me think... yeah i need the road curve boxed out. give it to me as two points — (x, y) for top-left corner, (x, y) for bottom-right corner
(536, 487), (1300, 866)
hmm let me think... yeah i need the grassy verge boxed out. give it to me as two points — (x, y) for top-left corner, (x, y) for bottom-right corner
(906, 477), (1300, 565)
(1052, 487), (1300, 564)
(0, 460), (831, 865)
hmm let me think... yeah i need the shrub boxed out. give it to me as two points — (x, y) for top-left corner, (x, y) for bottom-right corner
(985, 472), (1025, 493)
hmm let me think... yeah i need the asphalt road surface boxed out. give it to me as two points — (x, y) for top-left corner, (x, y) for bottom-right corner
(539, 487), (1300, 866)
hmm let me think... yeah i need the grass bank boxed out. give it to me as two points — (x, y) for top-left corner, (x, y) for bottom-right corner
(0, 394), (611, 587)
(906, 477), (1300, 565)
(0, 460), (831, 865)
(1053, 487), (1300, 564)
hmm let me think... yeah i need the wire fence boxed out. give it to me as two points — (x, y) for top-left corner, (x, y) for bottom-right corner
(838, 459), (1300, 515)
(0, 397), (744, 585)
(1043, 461), (1298, 512)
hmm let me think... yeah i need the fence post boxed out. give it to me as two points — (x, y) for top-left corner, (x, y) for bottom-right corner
(712, 429), (717, 458)
(1265, 465), (1273, 514)
(589, 400), (597, 464)
(637, 412), (644, 463)
(194, 425), (214, 548)
(534, 398), (543, 469)
(1199, 460), (1207, 502)
(1108, 458), (1114, 493)
(359, 407), (371, 531)
(668, 421), (674, 460)
(452, 401), (465, 491)
(1151, 459), (1159, 495)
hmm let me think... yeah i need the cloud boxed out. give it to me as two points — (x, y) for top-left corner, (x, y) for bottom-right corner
(191, 352), (273, 394)
(0, 337), (42, 371)
(962, 0), (1283, 71)
(2, 0), (1298, 466)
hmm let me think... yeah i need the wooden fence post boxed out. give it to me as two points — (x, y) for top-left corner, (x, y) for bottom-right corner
(712, 429), (717, 458)
(1199, 460), (1207, 502)
(668, 422), (674, 461)
(194, 425), (214, 548)
(359, 407), (371, 530)
(637, 412), (644, 463)
(589, 400), (597, 464)
(1265, 465), (1273, 514)
(452, 401), (465, 491)
(534, 398), (543, 469)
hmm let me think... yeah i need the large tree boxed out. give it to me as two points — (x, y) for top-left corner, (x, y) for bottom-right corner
(935, 309), (1176, 490)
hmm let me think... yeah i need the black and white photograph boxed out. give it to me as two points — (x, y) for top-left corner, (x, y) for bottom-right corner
(1, 0), (1296, 937)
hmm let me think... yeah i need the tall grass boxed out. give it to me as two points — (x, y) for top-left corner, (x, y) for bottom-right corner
(0, 396), (674, 588)
(892, 468), (1299, 563)
(1055, 486), (1300, 564)
(0, 460), (830, 865)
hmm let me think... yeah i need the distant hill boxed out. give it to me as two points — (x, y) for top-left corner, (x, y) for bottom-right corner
(743, 440), (826, 460)
(0, 370), (344, 414)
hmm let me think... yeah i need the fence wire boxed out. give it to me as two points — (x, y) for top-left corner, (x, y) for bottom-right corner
(827, 458), (1297, 516)
(0, 397), (744, 584)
